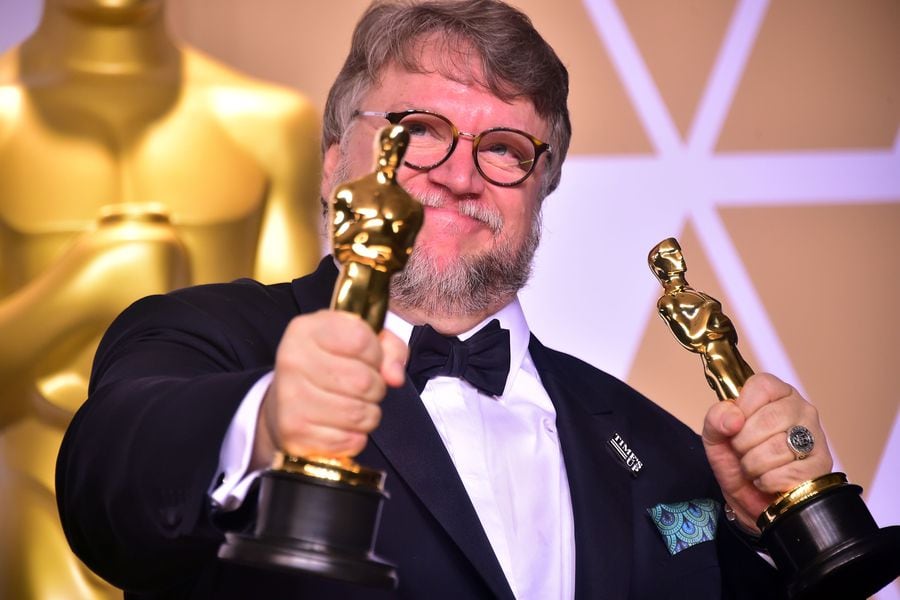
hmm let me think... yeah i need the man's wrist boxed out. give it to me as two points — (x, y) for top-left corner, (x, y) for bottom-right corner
(724, 503), (767, 551)
(210, 371), (274, 510)
(250, 385), (277, 472)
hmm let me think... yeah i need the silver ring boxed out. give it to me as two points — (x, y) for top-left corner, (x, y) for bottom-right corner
(786, 425), (815, 460)
(724, 503), (737, 522)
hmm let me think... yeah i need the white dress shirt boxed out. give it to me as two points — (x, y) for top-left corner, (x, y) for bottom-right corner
(211, 299), (576, 599)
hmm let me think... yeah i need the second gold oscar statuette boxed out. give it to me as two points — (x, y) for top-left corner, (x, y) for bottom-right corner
(648, 237), (900, 600)
(218, 125), (423, 588)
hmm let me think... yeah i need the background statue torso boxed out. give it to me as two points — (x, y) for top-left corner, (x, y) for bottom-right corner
(0, 8), (322, 596)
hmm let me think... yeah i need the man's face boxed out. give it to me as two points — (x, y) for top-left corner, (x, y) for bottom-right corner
(321, 51), (550, 317)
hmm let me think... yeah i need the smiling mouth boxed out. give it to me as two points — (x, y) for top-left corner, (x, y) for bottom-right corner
(415, 192), (503, 234)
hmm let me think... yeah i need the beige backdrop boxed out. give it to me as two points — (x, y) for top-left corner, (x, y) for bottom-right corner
(2, 0), (898, 596)
(168, 0), (900, 521)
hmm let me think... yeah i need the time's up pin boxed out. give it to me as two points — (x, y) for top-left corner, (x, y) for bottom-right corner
(607, 433), (643, 477)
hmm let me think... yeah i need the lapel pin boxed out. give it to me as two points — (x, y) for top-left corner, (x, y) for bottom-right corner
(607, 432), (643, 477)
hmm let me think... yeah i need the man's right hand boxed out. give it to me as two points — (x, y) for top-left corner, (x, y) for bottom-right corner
(252, 309), (408, 469)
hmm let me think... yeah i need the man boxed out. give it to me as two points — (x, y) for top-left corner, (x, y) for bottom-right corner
(57, 1), (833, 598)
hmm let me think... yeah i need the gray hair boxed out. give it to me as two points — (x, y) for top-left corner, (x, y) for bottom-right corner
(322, 0), (571, 197)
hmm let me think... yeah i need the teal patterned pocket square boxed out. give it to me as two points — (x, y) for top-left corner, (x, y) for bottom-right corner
(647, 499), (721, 555)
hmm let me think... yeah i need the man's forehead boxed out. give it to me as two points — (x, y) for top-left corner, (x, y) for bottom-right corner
(369, 34), (533, 108)
(386, 33), (490, 88)
(365, 61), (549, 137)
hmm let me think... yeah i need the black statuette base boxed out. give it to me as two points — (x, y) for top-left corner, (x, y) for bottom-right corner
(218, 468), (397, 589)
(760, 483), (900, 600)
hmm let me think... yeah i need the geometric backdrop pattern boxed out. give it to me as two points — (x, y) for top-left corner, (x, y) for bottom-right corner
(530, 4), (900, 596)
(528, 7), (898, 599)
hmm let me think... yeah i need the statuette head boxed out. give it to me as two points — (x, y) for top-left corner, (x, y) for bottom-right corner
(649, 237), (686, 284)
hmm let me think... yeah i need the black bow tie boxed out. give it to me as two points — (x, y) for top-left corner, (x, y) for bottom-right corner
(406, 319), (511, 397)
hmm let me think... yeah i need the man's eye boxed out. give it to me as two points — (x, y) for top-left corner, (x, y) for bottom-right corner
(404, 121), (429, 136)
(486, 143), (510, 156)
(484, 143), (528, 166)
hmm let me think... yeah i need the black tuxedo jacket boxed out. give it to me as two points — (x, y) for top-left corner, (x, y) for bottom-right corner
(57, 258), (785, 599)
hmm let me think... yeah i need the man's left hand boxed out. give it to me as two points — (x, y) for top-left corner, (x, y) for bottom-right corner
(702, 373), (833, 533)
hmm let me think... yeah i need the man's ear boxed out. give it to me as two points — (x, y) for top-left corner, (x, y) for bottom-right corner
(320, 143), (341, 199)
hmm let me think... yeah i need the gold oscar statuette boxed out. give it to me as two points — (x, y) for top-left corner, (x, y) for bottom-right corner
(219, 125), (423, 588)
(648, 237), (900, 600)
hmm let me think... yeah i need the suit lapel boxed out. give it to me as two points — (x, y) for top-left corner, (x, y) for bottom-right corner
(530, 337), (634, 600)
(290, 258), (514, 599)
(370, 384), (515, 600)
(290, 256), (340, 314)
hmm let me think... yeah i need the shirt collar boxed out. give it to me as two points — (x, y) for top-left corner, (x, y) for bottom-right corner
(384, 298), (530, 397)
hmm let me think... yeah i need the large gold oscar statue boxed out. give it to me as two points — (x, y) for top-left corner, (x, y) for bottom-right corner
(0, 1), (321, 597)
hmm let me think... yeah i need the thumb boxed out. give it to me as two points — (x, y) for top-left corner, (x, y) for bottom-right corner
(379, 329), (408, 388)
(702, 400), (745, 448)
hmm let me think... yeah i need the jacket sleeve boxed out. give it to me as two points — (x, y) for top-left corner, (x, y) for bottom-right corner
(56, 281), (292, 593)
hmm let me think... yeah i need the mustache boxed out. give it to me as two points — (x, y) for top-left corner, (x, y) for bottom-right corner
(415, 190), (503, 234)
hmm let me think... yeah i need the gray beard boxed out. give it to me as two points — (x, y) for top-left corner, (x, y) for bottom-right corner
(329, 151), (542, 319)
(390, 193), (542, 319)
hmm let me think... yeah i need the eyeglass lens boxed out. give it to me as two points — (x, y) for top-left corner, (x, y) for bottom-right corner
(398, 113), (537, 185)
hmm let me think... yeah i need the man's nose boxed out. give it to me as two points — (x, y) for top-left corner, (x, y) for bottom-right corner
(425, 139), (485, 197)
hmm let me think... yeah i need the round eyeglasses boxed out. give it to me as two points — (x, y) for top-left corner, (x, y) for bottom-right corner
(354, 109), (552, 187)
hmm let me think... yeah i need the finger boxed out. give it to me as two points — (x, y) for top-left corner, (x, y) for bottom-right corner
(279, 422), (369, 459)
(738, 431), (796, 480)
(262, 382), (369, 458)
(731, 395), (820, 456)
(751, 453), (833, 494)
(379, 329), (408, 388)
(274, 360), (384, 439)
(702, 400), (758, 508)
(729, 374), (800, 454)
(295, 393), (383, 434)
(303, 310), (384, 367)
(702, 400), (745, 447)
(269, 377), (380, 458)
(735, 418), (833, 494)
(276, 315), (387, 403)
(733, 373), (794, 420)
(288, 349), (386, 403)
(730, 401), (799, 455)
